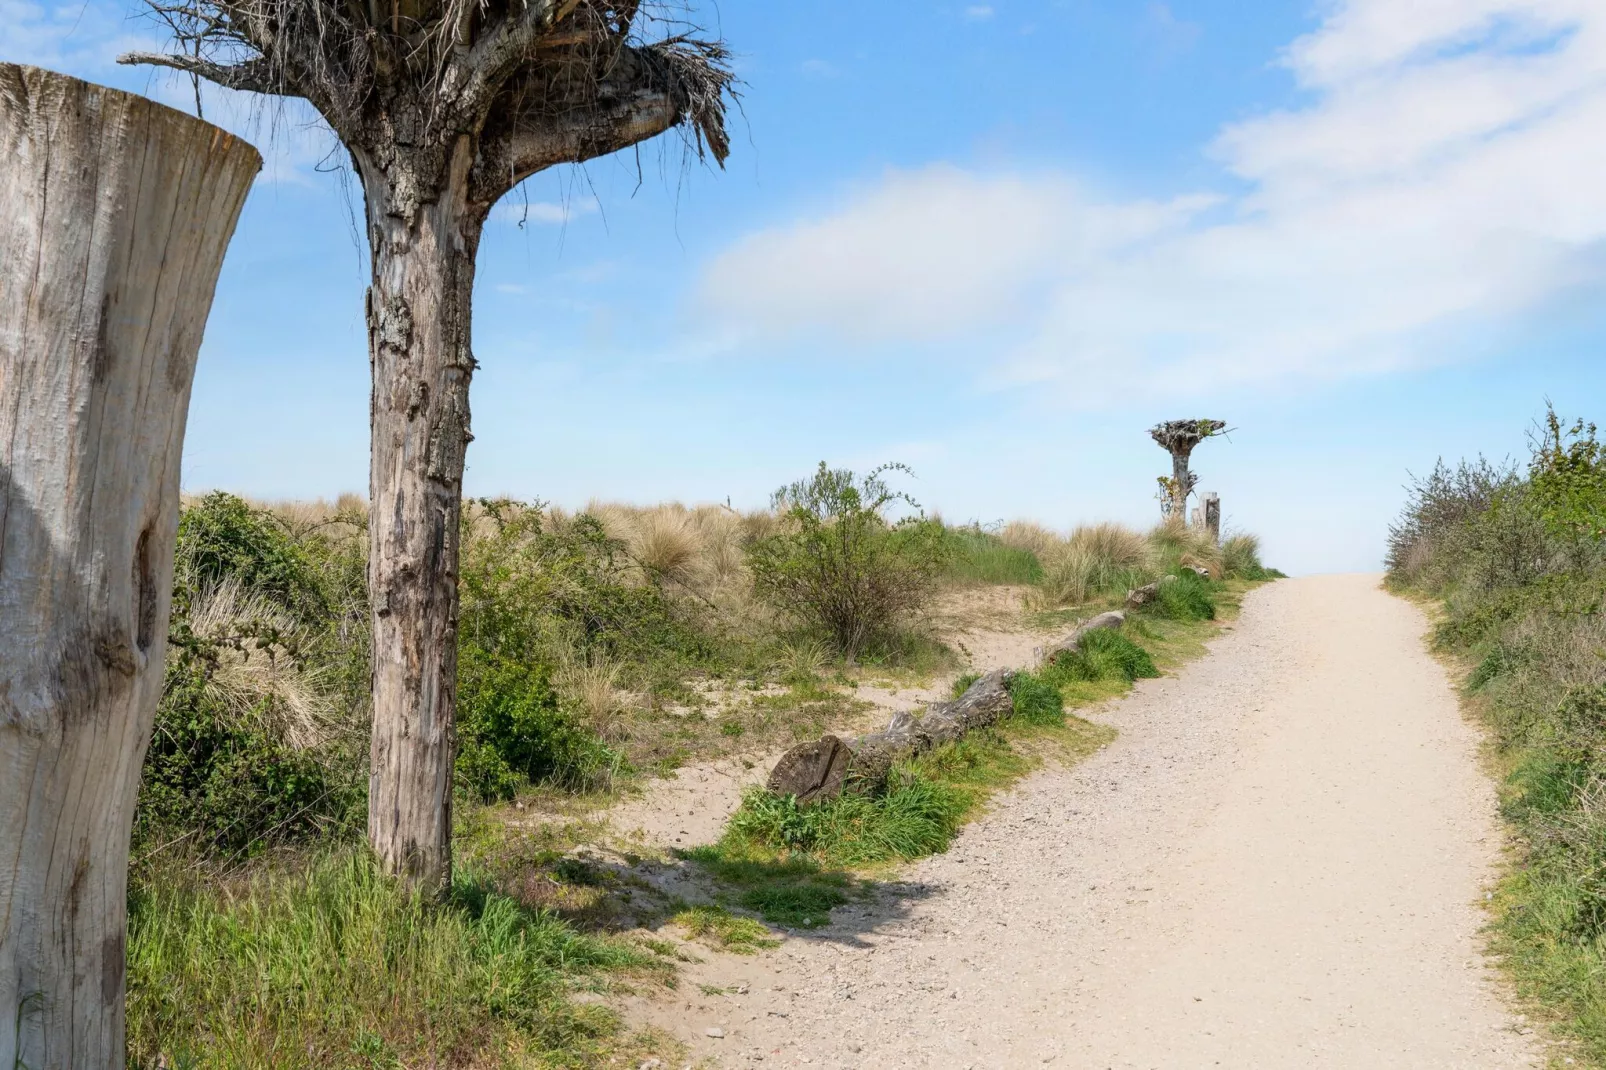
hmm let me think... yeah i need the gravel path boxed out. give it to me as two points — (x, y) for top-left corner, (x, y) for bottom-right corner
(639, 575), (1541, 1068)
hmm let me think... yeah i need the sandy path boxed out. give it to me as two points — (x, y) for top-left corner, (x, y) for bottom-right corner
(640, 575), (1540, 1068)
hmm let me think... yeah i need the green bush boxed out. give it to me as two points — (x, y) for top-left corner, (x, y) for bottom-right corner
(175, 492), (330, 621)
(138, 494), (366, 858)
(746, 463), (949, 657)
(455, 650), (617, 799)
(724, 768), (968, 868)
(1388, 406), (1606, 1059)
(1042, 628), (1160, 686)
(1142, 570), (1217, 621)
(1007, 670), (1066, 726)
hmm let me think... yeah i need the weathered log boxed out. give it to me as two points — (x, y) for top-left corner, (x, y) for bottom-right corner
(766, 670), (1015, 801)
(1126, 582), (1162, 609)
(1034, 610), (1126, 667)
(1204, 492), (1221, 544)
(0, 64), (259, 1070)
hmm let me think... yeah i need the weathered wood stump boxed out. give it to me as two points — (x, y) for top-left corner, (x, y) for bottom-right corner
(0, 64), (259, 1070)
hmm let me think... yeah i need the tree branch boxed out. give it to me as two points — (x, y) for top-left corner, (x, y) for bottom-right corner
(117, 51), (292, 97)
(447, 0), (581, 120)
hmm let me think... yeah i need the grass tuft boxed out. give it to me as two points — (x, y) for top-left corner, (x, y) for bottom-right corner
(126, 850), (663, 1069)
(671, 905), (780, 953)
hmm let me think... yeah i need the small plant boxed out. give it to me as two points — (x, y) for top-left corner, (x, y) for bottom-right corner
(746, 463), (949, 658)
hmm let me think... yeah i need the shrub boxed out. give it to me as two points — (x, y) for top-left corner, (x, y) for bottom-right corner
(456, 651), (618, 800)
(138, 495), (366, 858)
(1388, 407), (1606, 1058)
(1007, 670), (1066, 726)
(1043, 628), (1160, 686)
(746, 463), (949, 657)
(175, 492), (331, 621)
(1140, 569), (1218, 622)
(724, 768), (968, 868)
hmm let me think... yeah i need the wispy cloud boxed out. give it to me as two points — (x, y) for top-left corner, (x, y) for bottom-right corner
(964, 5), (995, 22)
(800, 58), (839, 78)
(693, 0), (1606, 404)
(494, 198), (599, 227)
(1142, 3), (1202, 62)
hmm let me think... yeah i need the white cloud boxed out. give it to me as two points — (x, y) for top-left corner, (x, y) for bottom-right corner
(494, 198), (599, 226)
(964, 5), (995, 22)
(694, 0), (1606, 402)
(800, 58), (840, 78)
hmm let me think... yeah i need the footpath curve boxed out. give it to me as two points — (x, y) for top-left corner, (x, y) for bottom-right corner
(639, 574), (1542, 1068)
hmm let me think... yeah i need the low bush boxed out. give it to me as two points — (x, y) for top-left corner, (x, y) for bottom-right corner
(1141, 569), (1218, 622)
(746, 463), (949, 657)
(723, 767), (970, 869)
(1007, 670), (1066, 726)
(1042, 628), (1160, 686)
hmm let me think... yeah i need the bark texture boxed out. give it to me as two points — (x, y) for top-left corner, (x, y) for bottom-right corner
(358, 136), (485, 889)
(0, 63), (258, 1070)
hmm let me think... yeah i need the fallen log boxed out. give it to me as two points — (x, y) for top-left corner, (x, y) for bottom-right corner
(1034, 610), (1125, 667)
(766, 670), (1015, 801)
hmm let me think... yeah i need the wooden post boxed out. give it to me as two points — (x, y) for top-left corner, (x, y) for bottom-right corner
(1204, 492), (1221, 544)
(0, 64), (259, 1069)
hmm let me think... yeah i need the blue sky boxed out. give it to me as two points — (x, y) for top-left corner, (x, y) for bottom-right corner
(7, 0), (1606, 573)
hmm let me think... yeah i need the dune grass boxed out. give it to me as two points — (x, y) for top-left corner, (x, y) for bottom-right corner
(939, 525), (1045, 585)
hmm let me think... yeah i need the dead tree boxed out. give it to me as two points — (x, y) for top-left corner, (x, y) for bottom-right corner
(121, 1), (736, 892)
(1150, 419), (1227, 524)
(0, 63), (259, 1069)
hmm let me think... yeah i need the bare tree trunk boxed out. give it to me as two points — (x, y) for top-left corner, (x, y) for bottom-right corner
(1170, 448), (1193, 522)
(358, 142), (485, 893)
(0, 63), (257, 1069)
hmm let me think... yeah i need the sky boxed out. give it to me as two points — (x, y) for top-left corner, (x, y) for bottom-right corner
(6, 0), (1606, 574)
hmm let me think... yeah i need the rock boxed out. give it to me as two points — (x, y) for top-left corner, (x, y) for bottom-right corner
(705, 1026), (726, 1038)
(1126, 582), (1161, 610)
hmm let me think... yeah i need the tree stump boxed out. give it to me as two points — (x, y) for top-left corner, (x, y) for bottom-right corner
(0, 64), (259, 1069)
(1204, 493), (1221, 543)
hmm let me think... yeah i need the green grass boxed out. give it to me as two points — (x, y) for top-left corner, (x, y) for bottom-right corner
(940, 526), (1044, 586)
(126, 851), (669, 1069)
(671, 905), (780, 953)
(1141, 569), (1219, 622)
(676, 850), (854, 929)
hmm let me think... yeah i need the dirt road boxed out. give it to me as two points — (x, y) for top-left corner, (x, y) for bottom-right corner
(646, 575), (1541, 1068)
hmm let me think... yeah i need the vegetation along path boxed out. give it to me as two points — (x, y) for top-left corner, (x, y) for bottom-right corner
(648, 575), (1540, 1067)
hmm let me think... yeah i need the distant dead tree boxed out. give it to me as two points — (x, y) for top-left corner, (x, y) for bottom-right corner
(122, 1), (735, 893)
(1150, 419), (1228, 524)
